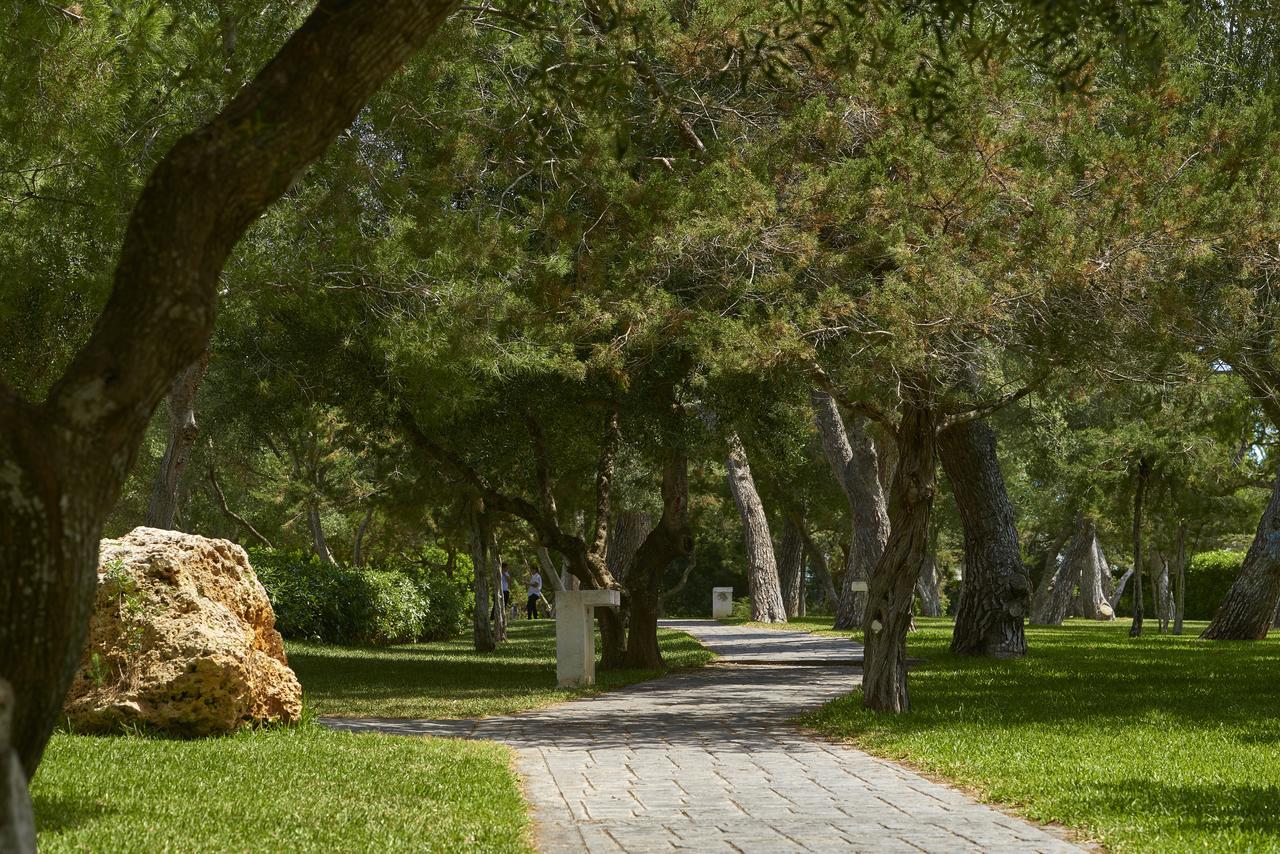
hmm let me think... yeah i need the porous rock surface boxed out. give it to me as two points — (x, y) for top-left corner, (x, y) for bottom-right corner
(64, 527), (301, 735)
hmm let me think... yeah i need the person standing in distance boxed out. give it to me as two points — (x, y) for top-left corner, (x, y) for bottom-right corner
(527, 567), (543, 619)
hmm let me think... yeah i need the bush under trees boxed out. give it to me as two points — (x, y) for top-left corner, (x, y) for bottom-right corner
(250, 549), (471, 646)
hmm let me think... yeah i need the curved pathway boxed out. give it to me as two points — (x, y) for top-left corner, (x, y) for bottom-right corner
(323, 620), (1084, 853)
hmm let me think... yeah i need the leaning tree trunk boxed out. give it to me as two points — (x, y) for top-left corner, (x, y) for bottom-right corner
(352, 506), (374, 567)
(1109, 567), (1135, 614)
(470, 510), (497, 653)
(1030, 524), (1071, 624)
(1034, 516), (1091, 626)
(145, 351), (209, 530)
(0, 0), (459, 787)
(940, 419), (1031, 657)
(863, 391), (937, 713)
(1130, 459), (1150, 638)
(778, 516), (806, 619)
(624, 451), (694, 668)
(724, 433), (788, 623)
(1203, 470), (1280, 638)
(307, 503), (336, 568)
(811, 390), (890, 629)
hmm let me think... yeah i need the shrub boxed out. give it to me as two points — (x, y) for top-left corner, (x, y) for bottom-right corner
(247, 548), (471, 645)
(1185, 550), (1245, 621)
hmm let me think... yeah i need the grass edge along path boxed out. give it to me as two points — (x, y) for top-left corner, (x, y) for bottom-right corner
(734, 615), (1280, 853)
(291, 620), (716, 719)
(34, 723), (531, 853)
(35, 621), (713, 852)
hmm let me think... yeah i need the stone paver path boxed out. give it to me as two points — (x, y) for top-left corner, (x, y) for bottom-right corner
(323, 621), (1084, 853)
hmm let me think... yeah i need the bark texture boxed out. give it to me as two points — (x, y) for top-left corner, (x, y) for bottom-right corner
(0, 0), (459, 779)
(778, 516), (806, 619)
(724, 433), (788, 623)
(862, 391), (936, 713)
(811, 390), (889, 629)
(625, 452), (694, 668)
(940, 419), (1030, 657)
(1203, 468), (1280, 639)
(145, 352), (209, 529)
(1071, 517), (1114, 621)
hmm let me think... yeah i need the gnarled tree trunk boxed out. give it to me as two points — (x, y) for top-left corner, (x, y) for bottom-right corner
(724, 433), (787, 623)
(863, 389), (936, 713)
(778, 516), (805, 619)
(1203, 469), (1280, 639)
(941, 418), (1030, 657)
(145, 351), (210, 530)
(0, 0), (459, 785)
(1030, 524), (1071, 624)
(811, 390), (889, 629)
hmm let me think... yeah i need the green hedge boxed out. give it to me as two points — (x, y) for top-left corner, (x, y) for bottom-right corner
(249, 549), (472, 645)
(1185, 550), (1245, 621)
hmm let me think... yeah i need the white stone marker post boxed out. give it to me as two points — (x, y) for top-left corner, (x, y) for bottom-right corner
(712, 587), (734, 619)
(555, 589), (621, 688)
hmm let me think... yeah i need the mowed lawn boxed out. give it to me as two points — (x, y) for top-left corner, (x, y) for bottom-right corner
(292, 620), (715, 718)
(778, 616), (1280, 852)
(34, 726), (529, 853)
(35, 620), (712, 851)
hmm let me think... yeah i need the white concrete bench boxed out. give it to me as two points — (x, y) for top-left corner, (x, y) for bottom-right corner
(555, 589), (620, 687)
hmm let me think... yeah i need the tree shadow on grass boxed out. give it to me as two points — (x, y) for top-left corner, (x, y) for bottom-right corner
(32, 792), (114, 836)
(1087, 778), (1280, 837)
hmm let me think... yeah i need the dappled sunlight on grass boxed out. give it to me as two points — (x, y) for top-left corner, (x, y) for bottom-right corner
(794, 617), (1280, 852)
(290, 620), (715, 719)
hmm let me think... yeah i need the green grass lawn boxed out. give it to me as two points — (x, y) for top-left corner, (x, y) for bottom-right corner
(758, 615), (1280, 852)
(35, 620), (712, 851)
(34, 724), (529, 853)
(291, 620), (715, 718)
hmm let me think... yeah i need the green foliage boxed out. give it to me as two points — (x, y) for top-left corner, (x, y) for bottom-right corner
(801, 617), (1280, 852)
(33, 724), (530, 853)
(249, 549), (470, 646)
(1185, 549), (1246, 620)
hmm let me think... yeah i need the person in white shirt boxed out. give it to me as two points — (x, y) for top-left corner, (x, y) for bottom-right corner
(526, 569), (543, 619)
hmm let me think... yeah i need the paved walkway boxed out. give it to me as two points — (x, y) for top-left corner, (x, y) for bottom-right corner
(323, 621), (1083, 853)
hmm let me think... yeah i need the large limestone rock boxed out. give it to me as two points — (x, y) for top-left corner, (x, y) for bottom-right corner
(64, 528), (302, 735)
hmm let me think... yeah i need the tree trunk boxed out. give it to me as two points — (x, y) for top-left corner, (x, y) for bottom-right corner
(307, 504), (336, 568)
(1074, 518), (1114, 621)
(1203, 470), (1280, 638)
(1109, 567), (1135, 614)
(1033, 516), (1090, 626)
(470, 510), (496, 653)
(811, 390), (890, 630)
(940, 419), (1031, 657)
(1173, 522), (1187, 635)
(1030, 525), (1071, 624)
(352, 506), (374, 567)
(915, 553), (942, 617)
(0, 0), (458, 784)
(536, 547), (566, 593)
(724, 433), (788, 623)
(796, 525), (838, 610)
(1130, 458), (1150, 638)
(862, 390), (937, 713)
(607, 511), (653, 586)
(145, 352), (209, 530)
(624, 451), (694, 668)
(778, 516), (805, 619)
